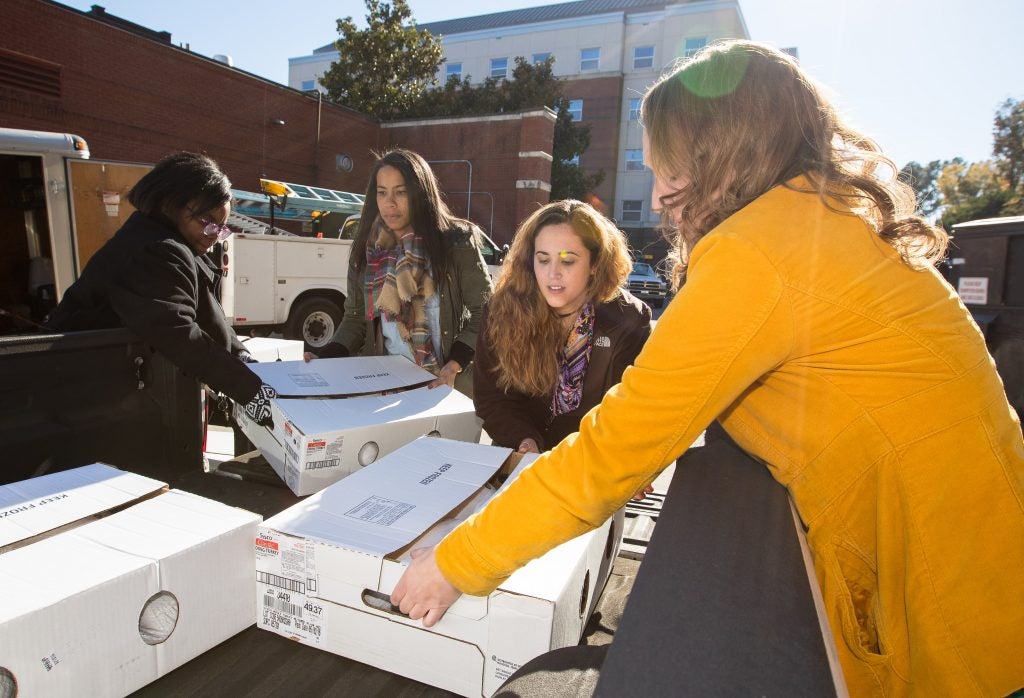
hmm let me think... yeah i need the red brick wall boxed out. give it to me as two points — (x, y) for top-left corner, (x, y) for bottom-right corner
(384, 109), (555, 245)
(563, 74), (624, 214)
(3, 0), (555, 242)
(3, 0), (381, 195)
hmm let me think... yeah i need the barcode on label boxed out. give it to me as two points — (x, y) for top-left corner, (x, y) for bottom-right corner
(307, 458), (340, 471)
(257, 570), (305, 594)
(263, 594), (303, 618)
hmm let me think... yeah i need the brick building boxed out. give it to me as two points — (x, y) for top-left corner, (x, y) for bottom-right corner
(290, 0), (751, 253)
(1, 0), (551, 244)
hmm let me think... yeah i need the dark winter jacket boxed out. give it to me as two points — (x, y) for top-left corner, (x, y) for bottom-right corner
(473, 290), (652, 450)
(46, 211), (261, 403)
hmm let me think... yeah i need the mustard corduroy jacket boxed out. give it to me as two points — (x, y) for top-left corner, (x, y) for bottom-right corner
(436, 179), (1024, 696)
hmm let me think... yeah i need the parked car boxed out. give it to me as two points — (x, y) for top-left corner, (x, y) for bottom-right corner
(628, 261), (670, 308)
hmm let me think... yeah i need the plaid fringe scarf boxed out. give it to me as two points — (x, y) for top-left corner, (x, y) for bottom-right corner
(363, 218), (439, 372)
(551, 301), (596, 416)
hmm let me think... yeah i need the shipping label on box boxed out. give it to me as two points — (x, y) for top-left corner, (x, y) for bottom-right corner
(235, 356), (482, 496)
(255, 437), (623, 697)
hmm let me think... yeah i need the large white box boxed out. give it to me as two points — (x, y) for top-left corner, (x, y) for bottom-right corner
(235, 355), (482, 496)
(0, 466), (261, 697)
(255, 437), (623, 697)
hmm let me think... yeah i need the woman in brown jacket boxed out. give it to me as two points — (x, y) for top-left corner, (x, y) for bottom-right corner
(473, 200), (651, 453)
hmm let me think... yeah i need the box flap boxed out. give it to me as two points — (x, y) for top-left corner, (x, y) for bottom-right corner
(273, 385), (473, 433)
(246, 356), (435, 398)
(238, 337), (305, 363)
(0, 463), (166, 552)
(264, 437), (511, 556)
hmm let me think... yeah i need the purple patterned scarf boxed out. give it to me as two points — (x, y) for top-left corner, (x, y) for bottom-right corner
(551, 301), (595, 416)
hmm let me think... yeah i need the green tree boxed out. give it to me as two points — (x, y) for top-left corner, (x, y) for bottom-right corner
(900, 159), (945, 218)
(320, 0), (443, 120)
(992, 98), (1024, 211)
(937, 159), (1013, 230)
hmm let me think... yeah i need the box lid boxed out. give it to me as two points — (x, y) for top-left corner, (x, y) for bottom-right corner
(264, 437), (511, 556)
(0, 463), (166, 552)
(246, 356), (435, 398)
(274, 385), (473, 434)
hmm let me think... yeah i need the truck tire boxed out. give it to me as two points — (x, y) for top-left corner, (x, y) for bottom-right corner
(285, 297), (342, 350)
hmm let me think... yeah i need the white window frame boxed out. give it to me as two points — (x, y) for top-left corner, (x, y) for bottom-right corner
(625, 149), (645, 171)
(580, 47), (600, 72)
(621, 200), (643, 222)
(567, 99), (583, 122)
(684, 37), (707, 58)
(301, 79), (315, 91)
(490, 57), (508, 79)
(532, 52), (552, 65)
(445, 62), (463, 82)
(633, 46), (654, 70)
(628, 98), (641, 122)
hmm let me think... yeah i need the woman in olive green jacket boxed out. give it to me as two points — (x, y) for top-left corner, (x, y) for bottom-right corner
(309, 149), (491, 397)
(391, 42), (1024, 697)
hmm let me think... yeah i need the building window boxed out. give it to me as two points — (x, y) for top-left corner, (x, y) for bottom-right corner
(684, 37), (707, 58)
(490, 57), (508, 79)
(564, 154), (580, 166)
(567, 99), (583, 122)
(580, 47), (600, 72)
(628, 98), (641, 122)
(625, 149), (645, 171)
(301, 79), (315, 91)
(532, 52), (552, 65)
(445, 62), (462, 82)
(622, 200), (643, 222)
(633, 46), (654, 69)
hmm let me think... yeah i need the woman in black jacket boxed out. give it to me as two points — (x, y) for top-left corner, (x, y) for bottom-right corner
(473, 199), (652, 454)
(46, 152), (274, 425)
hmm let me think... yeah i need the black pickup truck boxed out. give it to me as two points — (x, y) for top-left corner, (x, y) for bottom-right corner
(0, 328), (840, 696)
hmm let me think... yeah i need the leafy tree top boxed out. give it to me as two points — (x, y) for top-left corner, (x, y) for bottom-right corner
(320, 0), (443, 120)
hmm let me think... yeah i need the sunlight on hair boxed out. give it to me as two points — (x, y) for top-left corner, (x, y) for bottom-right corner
(677, 49), (749, 99)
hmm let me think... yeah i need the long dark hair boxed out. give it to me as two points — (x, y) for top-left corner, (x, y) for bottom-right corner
(351, 148), (467, 279)
(642, 40), (947, 286)
(128, 152), (231, 228)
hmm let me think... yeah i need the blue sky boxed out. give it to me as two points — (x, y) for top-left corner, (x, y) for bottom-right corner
(60, 0), (1023, 170)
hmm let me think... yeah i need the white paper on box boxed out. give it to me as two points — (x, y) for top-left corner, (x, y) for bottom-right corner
(0, 463), (165, 552)
(0, 487), (261, 697)
(255, 437), (623, 697)
(235, 356), (482, 496)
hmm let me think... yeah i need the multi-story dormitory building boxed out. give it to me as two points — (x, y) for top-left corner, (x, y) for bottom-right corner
(290, 0), (751, 254)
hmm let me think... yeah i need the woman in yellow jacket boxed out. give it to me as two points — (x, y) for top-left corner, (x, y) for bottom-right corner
(392, 40), (1024, 696)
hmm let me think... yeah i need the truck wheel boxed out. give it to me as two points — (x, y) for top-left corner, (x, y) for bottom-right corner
(286, 297), (342, 350)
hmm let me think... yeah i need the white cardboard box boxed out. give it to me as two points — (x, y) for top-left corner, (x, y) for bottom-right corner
(0, 466), (261, 697)
(255, 437), (623, 697)
(0, 462), (165, 553)
(235, 355), (482, 496)
(238, 336), (306, 363)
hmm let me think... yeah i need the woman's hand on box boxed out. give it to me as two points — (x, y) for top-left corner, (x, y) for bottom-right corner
(428, 360), (462, 390)
(391, 546), (461, 628)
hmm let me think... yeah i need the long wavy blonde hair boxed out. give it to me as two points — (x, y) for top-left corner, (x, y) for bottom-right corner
(642, 40), (947, 287)
(485, 200), (633, 396)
